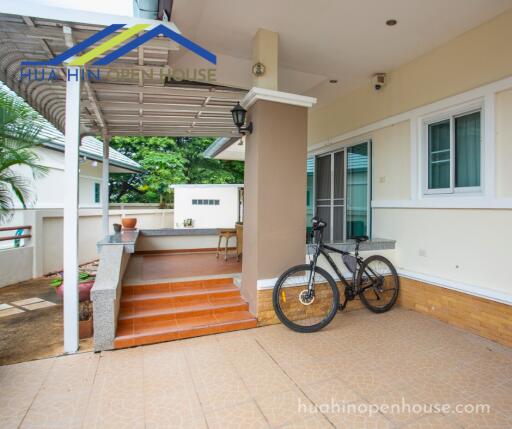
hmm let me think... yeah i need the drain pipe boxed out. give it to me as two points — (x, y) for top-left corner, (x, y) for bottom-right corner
(133, 0), (172, 21)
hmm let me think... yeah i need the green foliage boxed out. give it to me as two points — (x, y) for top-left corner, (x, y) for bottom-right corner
(48, 271), (92, 288)
(108, 136), (244, 205)
(0, 89), (48, 221)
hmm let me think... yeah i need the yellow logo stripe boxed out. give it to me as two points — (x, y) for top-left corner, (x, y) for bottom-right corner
(69, 24), (150, 66)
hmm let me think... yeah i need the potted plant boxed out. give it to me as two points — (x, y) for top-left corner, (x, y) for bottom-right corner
(183, 218), (193, 228)
(49, 271), (95, 302)
(121, 217), (137, 229)
(79, 301), (93, 339)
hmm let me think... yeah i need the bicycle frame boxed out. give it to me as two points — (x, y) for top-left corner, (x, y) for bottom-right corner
(307, 230), (381, 310)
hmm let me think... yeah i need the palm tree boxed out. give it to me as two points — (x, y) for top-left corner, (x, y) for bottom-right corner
(0, 88), (48, 221)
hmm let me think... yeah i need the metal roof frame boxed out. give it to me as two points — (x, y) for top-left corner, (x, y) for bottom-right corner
(0, 2), (246, 139)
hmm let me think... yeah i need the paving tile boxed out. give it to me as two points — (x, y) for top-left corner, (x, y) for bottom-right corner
(20, 353), (99, 429)
(325, 399), (394, 429)
(204, 400), (268, 429)
(401, 413), (463, 429)
(302, 377), (361, 409)
(280, 413), (333, 429)
(256, 389), (313, 427)
(22, 301), (57, 311)
(82, 348), (145, 429)
(194, 376), (252, 412)
(1, 308), (512, 428)
(0, 359), (54, 427)
(0, 307), (25, 318)
(11, 297), (43, 306)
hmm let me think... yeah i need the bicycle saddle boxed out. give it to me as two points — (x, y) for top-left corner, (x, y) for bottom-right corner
(353, 235), (369, 243)
(311, 217), (327, 231)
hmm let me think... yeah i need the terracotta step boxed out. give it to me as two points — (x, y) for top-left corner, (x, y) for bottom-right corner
(120, 284), (240, 310)
(114, 310), (257, 349)
(118, 297), (249, 325)
(122, 277), (235, 296)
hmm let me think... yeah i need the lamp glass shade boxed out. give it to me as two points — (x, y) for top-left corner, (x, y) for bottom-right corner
(231, 102), (246, 128)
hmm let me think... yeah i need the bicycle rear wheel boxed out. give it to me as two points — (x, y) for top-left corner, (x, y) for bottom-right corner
(357, 255), (399, 313)
(272, 264), (339, 333)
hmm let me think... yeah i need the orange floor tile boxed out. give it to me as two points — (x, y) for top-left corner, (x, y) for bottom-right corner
(124, 252), (242, 283)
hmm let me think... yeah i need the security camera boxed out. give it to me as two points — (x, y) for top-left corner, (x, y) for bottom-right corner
(371, 73), (386, 91)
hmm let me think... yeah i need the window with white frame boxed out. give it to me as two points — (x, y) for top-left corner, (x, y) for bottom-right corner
(94, 182), (100, 204)
(424, 105), (483, 194)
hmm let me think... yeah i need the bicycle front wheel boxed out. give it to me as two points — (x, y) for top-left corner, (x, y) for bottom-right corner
(272, 264), (339, 333)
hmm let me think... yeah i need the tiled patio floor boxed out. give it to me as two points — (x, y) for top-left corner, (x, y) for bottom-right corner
(2, 307), (512, 429)
(124, 252), (242, 284)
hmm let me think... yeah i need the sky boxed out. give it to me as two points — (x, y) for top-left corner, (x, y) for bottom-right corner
(26, 0), (133, 16)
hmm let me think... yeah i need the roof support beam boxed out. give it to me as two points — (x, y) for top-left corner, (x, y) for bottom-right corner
(101, 132), (110, 237)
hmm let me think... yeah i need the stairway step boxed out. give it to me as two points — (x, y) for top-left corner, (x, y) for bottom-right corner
(118, 297), (249, 325)
(114, 310), (257, 349)
(122, 277), (235, 296)
(120, 284), (240, 309)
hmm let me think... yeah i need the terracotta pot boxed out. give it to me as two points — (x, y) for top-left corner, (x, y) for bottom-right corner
(121, 217), (137, 229)
(79, 316), (93, 339)
(55, 280), (95, 302)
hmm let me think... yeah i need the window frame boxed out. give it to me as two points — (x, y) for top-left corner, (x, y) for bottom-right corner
(422, 101), (484, 196)
(94, 182), (101, 204)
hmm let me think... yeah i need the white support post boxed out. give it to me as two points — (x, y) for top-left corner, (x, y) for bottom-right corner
(63, 66), (81, 353)
(102, 134), (110, 237)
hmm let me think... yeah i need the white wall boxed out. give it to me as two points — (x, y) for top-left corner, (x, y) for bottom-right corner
(0, 208), (174, 281)
(10, 147), (112, 209)
(173, 185), (241, 229)
(0, 246), (33, 287)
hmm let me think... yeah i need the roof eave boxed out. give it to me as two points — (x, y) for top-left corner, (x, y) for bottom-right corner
(203, 137), (241, 159)
(41, 141), (144, 173)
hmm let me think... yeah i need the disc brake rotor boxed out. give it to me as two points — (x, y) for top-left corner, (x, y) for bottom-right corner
(299, 289), (314, 305)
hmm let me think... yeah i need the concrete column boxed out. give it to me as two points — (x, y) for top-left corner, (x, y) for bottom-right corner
(63, 66), (81, 353)
(252, 29), (278, 90)
(241, 89), (316, 314)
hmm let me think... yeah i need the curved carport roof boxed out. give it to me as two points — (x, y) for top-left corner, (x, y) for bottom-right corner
(0, 2), (246, 138)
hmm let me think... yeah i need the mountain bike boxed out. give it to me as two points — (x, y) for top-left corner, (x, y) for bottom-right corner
(272, 217), (399, 332)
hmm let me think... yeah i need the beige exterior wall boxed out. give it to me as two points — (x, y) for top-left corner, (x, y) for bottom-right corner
(371, 121), (411, 201)
(373, 208), (512, 297)
(308, 8), (512, 146)
(306, 10), (512, 305)
(495, 88), (512, 198)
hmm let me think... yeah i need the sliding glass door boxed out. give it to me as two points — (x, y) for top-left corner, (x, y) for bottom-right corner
(346, 142), (371, 238)
(314, 141), (371, 242)
(315, 150), (344, 242)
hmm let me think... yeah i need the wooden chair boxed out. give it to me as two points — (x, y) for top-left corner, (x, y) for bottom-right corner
(216, 228), (237, 261)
